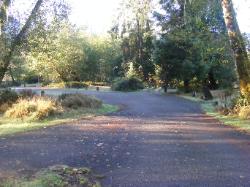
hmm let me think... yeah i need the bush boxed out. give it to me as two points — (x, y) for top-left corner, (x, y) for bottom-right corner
(59, 94), (102, 109)
(65, 81), (88, 89)
(0, 90), (19, 113)
(0, 81), (21, 88)
(84, 81), (109, 86)
(18, 89), (36, 98)
(5, 97), (61, 121)
(231, 95), (250, 114)
(112, 77), (144, 91)
(47, 82), (88, 89)
(47, 82), (66, 88)
(0, 89), (19, 105)
(238, 106), (250, 119)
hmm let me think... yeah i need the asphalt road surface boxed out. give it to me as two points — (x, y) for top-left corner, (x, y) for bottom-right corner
(1, 89), (250, 187)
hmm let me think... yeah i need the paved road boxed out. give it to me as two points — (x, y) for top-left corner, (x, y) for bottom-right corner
(1, 90), (250, 186)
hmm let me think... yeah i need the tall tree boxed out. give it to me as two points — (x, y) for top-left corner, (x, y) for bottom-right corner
(0, 0), (11, 35)
(154, 0), (236, 96)
(113, 0), (155, 82)
(0, 0), (44, 84)
(221, 0), (250, 96)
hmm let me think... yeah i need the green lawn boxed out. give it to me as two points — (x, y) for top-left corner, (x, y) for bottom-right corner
(179, 94), (250, 133)
(0, 104), (118, 137)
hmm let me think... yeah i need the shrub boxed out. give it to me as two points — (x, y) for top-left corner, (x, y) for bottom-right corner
(47, 82), (88, 89)
(47, 82), (66, 88)
(59, 94), (102, 109)
(238, 106), (250, 119)
(65, 81), (88, 89)
(231, 95), (250, 114)
(0, 89), (19, 105)
(5, 97), (61, 121)
(18, 89), (36, 98)
(0, 90), (19, 113)
(84, 81), (109, 86)
(0, 103), (11, 113)
(111, 77), (144, 91)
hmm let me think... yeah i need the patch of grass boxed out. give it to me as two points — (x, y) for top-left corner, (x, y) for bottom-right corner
(2, 173), (65, 187)
(0, 104), (118, 137)
(201, 102), (250, 132)
(180, 94), (250, 133)
(1, 165), (102, 187)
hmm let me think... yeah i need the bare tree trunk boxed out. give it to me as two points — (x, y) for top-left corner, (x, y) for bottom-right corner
(221, 0), (250, 96)
(0, 0), (44, 84)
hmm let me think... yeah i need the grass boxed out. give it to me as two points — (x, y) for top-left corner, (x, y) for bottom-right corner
(179, 94), (250, 133)
(0, 104), (118, 137)
(2, 172), (65, 187)
(2, 165), (102, 187)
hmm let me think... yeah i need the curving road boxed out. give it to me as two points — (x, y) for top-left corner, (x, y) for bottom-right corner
(1, 90), (250, 186)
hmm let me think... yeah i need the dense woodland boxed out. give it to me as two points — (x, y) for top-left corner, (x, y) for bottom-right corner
(0, 0), (249, 99)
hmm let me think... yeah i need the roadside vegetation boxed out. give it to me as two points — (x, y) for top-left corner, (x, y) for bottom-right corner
(111, 77), (144, 92)
(0, 90), (118, 137)
(180, 93), (250, 133)
(2, 165), (102, 187)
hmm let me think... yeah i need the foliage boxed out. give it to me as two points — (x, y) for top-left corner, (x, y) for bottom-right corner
(112, 77), (144, 91)
(181, 94), (250, 133)
(27, 22), (86, 82)
(0, 0), (49, 84)
(238, 106), (250, 120)
(2, 165), (101, 187)
(111, 0), (155, 82)
(59, 94), (102, 109)
(0, 104), (118, 137)
(65, 82), (88, 89)
(153, 0), (236, 95)
(0, 89), (19, 105)
(0, 90), (19, 113)
(26, 21), (122, 83)
(18, 89), (36, 98)
(4, 97), (61, 121)
(46, 82), (67, 88)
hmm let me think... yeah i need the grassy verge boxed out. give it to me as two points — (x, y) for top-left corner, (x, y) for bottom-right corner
(0, 104), (118, 137)
(2, 165), (102, 187)
(179, 94), (250, 133)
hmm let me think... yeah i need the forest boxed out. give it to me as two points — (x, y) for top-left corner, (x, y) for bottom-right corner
(0, 0), (249, 95)
(0, 0), (250, 117)
(1, 0), (250, 186)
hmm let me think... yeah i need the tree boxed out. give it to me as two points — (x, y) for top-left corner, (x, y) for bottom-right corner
(112, 0), (155, 82)
(0, 0), (44, 84)
(154, 0), (236, 97)
(221, 0), (250, 96)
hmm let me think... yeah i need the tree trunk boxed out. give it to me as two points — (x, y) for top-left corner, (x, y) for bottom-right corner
(202, 84), (213, 100)
(184, 79), (190, 93)
(0, 0), (10, 34)
(221, 0), (250, 96)
(0, 0), (44, 84)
